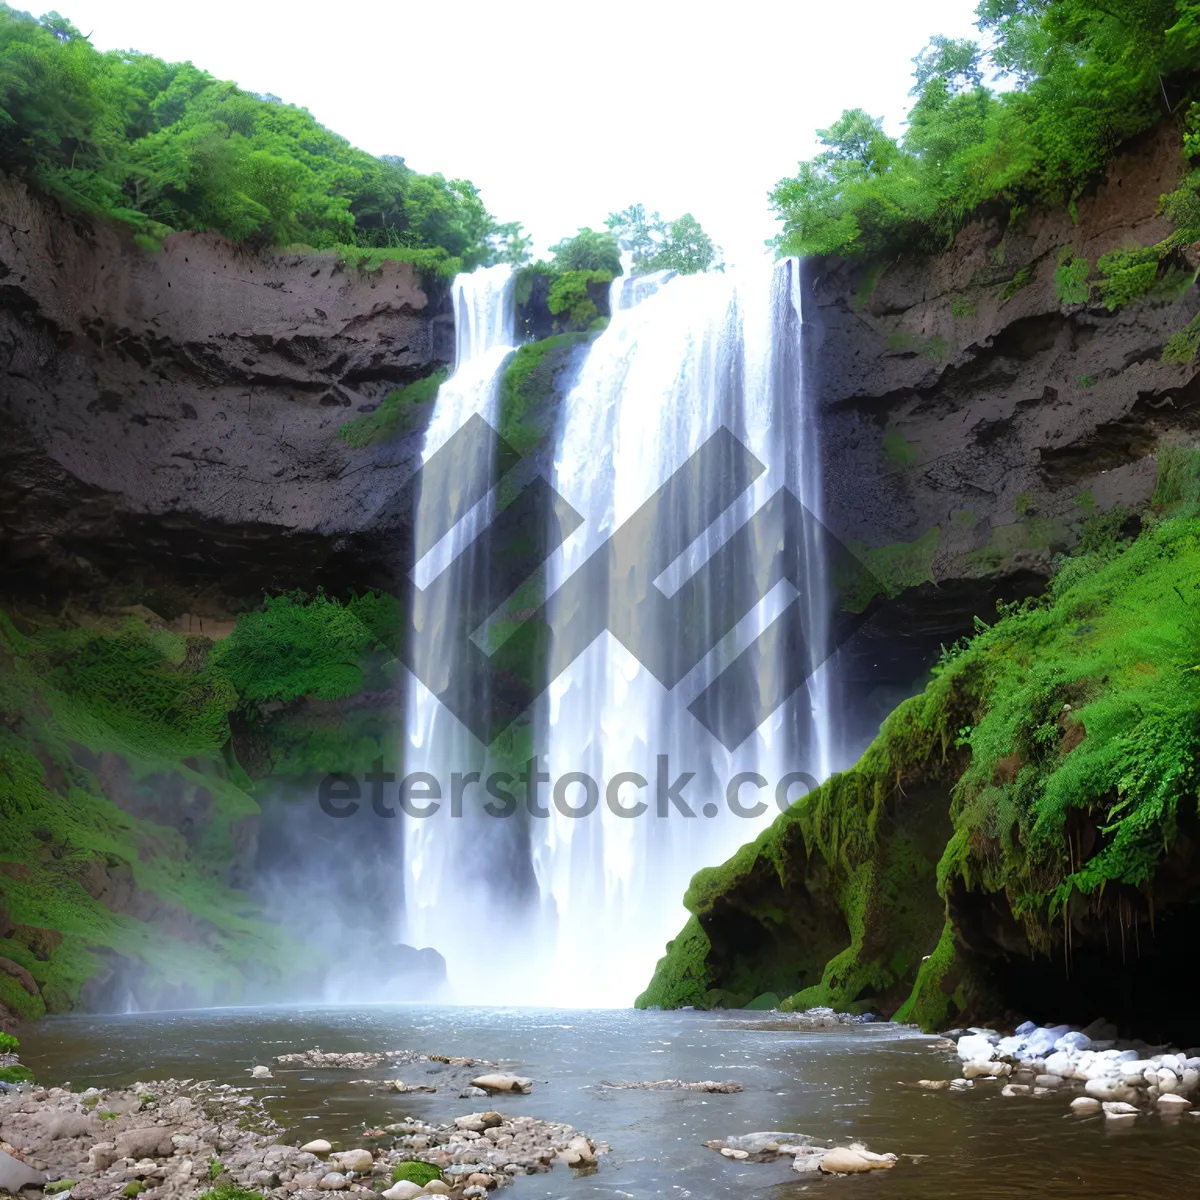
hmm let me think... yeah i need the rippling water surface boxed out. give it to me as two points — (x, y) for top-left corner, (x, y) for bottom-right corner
(19, 1006), (1200, 1198)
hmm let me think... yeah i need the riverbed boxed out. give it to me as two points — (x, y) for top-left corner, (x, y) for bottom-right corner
(16, 1005), (1200, 1197)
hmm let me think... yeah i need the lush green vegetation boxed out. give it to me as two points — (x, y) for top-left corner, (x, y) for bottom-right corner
(0, 5), (526, 265)
(770, 1), (1200, 266)
(640, 446), (1200, 1027)
(499, 331), (596, 455)
(514, 211), (720, 336)
(337, 369), (450, 448)
(0, 591), (401, 1017)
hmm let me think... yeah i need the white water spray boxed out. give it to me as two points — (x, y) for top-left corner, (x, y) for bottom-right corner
(399, 260), (833, 1007)
(533, 259), (832, 1006)
(401, 265), (520, 986)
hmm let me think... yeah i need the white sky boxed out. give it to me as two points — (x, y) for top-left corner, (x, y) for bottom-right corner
(64, 0), (983, 266)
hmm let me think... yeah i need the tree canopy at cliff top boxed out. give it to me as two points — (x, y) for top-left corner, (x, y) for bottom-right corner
(771, 0), (1200, 260)
(0, 4), (527, 269)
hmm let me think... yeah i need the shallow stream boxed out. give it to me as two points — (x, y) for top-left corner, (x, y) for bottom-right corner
(19, 1006), (1199, 1198)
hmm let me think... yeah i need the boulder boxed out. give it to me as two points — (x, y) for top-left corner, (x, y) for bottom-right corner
(115, 1128), (176, 1159)
(381, 1185), (424, 1200)
(453, 1113), (503, 1133)
(333, 1150), (373, 1173)
(469, 1075), (532, 1095)
(956, 1035), (996, 1063)
(1070, 1097), (1101, 1114)
(819, 1148), (897, 1174)
(1157, 1093), (1192, 1111)
(301, 1141), (333, 1156)
(1102, 1102), (1139, 1117)
(963, 1061), (1011, 1080)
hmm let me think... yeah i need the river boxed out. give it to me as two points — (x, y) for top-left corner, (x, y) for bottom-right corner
(16, 1006), (1200, 1197)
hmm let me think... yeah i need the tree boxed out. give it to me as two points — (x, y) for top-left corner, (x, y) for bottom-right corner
(0, 2), (521, 263)
(910, 36), (984, 94)
(605, 204), (722, 274)
(549, 227), (622, 274)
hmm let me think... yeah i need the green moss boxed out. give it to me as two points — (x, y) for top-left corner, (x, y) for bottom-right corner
(1163, 313), (1200, 365)
(391, 1163), (442, 1186)
(949, 295), (977, 318)
(882, 429), (918, 467)
(1054, 252), (1090, 306)
(884, 331), (948, 360)
(841, 527), (940, 612)
(966, 513), (1065, 574)
(197, 1187), (264, 1200)
(45, 1181), (77, 1194)
(0, 1064), (34, 1084)
(99, 1111), (120, 1120)
(852, 263), (886, 309)
(1152, 444), (1200, 517)
(337, 369), (449, 449)
(1076, 375), (1096, 389)
(1000, 264), (1034, 301)
(498, 333), (593, 456)
(635, 916), (716, 1009)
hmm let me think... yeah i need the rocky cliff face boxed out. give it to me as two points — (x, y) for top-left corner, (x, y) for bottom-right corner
(0, 174), (452, 602)
(810, 124), (1199, 582)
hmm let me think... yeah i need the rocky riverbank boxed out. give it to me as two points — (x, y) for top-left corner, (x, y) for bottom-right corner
(922, 1019), (1200, 1122)
(0, 1075), (603, 1200)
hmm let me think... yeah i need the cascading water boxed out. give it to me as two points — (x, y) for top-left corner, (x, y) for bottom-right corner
(400, 264), (529, 986)
(531, 258), (833, 1007)
(398, 259), (835, 1007)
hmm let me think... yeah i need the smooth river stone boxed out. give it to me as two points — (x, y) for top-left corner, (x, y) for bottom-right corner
(819, 1148), (897, 1174)
(0, 1149), (46, 1193)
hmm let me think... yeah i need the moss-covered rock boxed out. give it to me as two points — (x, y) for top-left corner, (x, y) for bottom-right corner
(640, 447), (1200, 1031)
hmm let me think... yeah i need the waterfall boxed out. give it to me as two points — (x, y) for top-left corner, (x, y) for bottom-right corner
(534, 259), (831, 1006)
(400, 264), (526, 987)
(398, 260), (834, 1007)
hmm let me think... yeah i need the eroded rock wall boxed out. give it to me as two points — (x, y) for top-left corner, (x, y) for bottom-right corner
(0, 175), (452, 597)
(809, 124), (1200, 589)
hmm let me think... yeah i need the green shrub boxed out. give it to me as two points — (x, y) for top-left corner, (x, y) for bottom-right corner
(546, 270), (612, 330)
(0, 1031), (18, 1052)
(0, 1064), (34, 1084)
